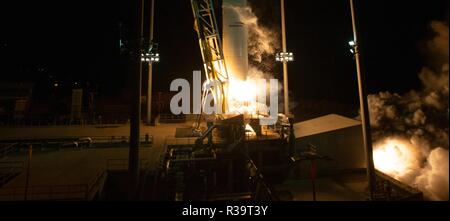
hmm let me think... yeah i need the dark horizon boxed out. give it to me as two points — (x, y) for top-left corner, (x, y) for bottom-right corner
(0, 0), (448, 106)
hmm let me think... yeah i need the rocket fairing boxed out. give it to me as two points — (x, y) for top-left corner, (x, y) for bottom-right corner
(223, 0), (249, 81)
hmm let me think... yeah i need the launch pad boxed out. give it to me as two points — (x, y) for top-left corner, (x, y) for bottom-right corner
(159, 114), (292, 201)
(0, 0), (428, 202)
(0, 115), (423, 201)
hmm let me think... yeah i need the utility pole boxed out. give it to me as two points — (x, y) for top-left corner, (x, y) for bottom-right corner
(24, 145), (32, 201)
(280, 0), (290, 116)
(146, 0), (155, 125)
(129, 0), (144, 198)
(310, 159), (317, 201)
(349, 0), (376, 200)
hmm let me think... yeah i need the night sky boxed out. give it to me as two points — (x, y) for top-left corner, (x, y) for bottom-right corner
(1, 0), (448, 107)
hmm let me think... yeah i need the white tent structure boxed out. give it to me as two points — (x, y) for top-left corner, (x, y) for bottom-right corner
(293, 114), (366, 177)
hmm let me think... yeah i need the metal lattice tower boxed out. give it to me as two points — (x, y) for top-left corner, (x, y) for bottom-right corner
(191, 0), (229, 117)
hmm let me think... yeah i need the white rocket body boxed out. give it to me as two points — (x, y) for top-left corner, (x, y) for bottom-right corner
(223, 0), (249, 81)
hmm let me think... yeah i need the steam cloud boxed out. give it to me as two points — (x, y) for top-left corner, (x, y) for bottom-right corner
(230, 6), (279, 65)
(369, 21), (449, 201)
(224, 4), (280, 76)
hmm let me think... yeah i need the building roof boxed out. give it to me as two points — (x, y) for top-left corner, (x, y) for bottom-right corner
(294, 114), (361, 138)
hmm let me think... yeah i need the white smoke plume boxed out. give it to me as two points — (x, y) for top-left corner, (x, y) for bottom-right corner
(232, 6), (279, 64)
(369, 21), (449, 201)
(416, 147), (449, 201)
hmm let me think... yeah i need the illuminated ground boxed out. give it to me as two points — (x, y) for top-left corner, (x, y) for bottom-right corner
(0, 123), (370, 201)
(0, 123), (184, 140)
(0, 123), (186, 200)
(3, 148), (153, 187)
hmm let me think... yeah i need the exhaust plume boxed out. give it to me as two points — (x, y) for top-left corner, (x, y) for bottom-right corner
(369, 21), (449, 201)
(225, 4), (280, 74)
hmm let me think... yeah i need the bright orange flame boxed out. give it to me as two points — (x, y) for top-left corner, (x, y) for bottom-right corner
(373, 138), (422, 181)
(227, 78), (262, 115)
(245, 124), (256, 136)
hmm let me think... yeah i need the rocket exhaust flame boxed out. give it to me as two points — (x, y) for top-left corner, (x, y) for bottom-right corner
(369, 21), (449, 201)
(373, 137), (449, 201)
(373, 138), (423, 183)
(228, 79), (257, 114)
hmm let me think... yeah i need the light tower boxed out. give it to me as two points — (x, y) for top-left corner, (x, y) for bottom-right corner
(277, 0), (294, 116)
(349, 0), (377, 200)
(143, 0), (159, 125)
(129, 0), (145, 199)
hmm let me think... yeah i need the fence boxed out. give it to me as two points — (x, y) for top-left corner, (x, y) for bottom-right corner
(0, 169), (107, 201)
(164, 136), (198, 147)
(0, 143), (18, 159)
(0, 135), (153, 151)
(0, 119), (129, 128)
(157, 114), (186, 124)
(0, 161), (24, 187)
(374, 170), (423, 201)
(106, 159), (152, 171)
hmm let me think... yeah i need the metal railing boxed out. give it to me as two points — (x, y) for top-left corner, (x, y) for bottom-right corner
(164, 136), (198, 147)
(158, 114), (186, 124)
(86, 170), (108, 200)
(85, 135), (153, 146)
(0, 169), (107, 201)
(0, 118), (129, 128)
(0, 135), (153, 149)
(0, 161), (24, 187)
(0, 185), (87, 201)
(0, 143), (18, 159)
(374, 170), (423, 201)
(106, 159), (152, 171)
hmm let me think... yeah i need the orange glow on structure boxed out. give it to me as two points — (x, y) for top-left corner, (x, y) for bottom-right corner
(373, 138), (422, 181)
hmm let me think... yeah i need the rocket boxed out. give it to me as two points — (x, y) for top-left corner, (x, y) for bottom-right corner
(223, 0), (249, 81)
